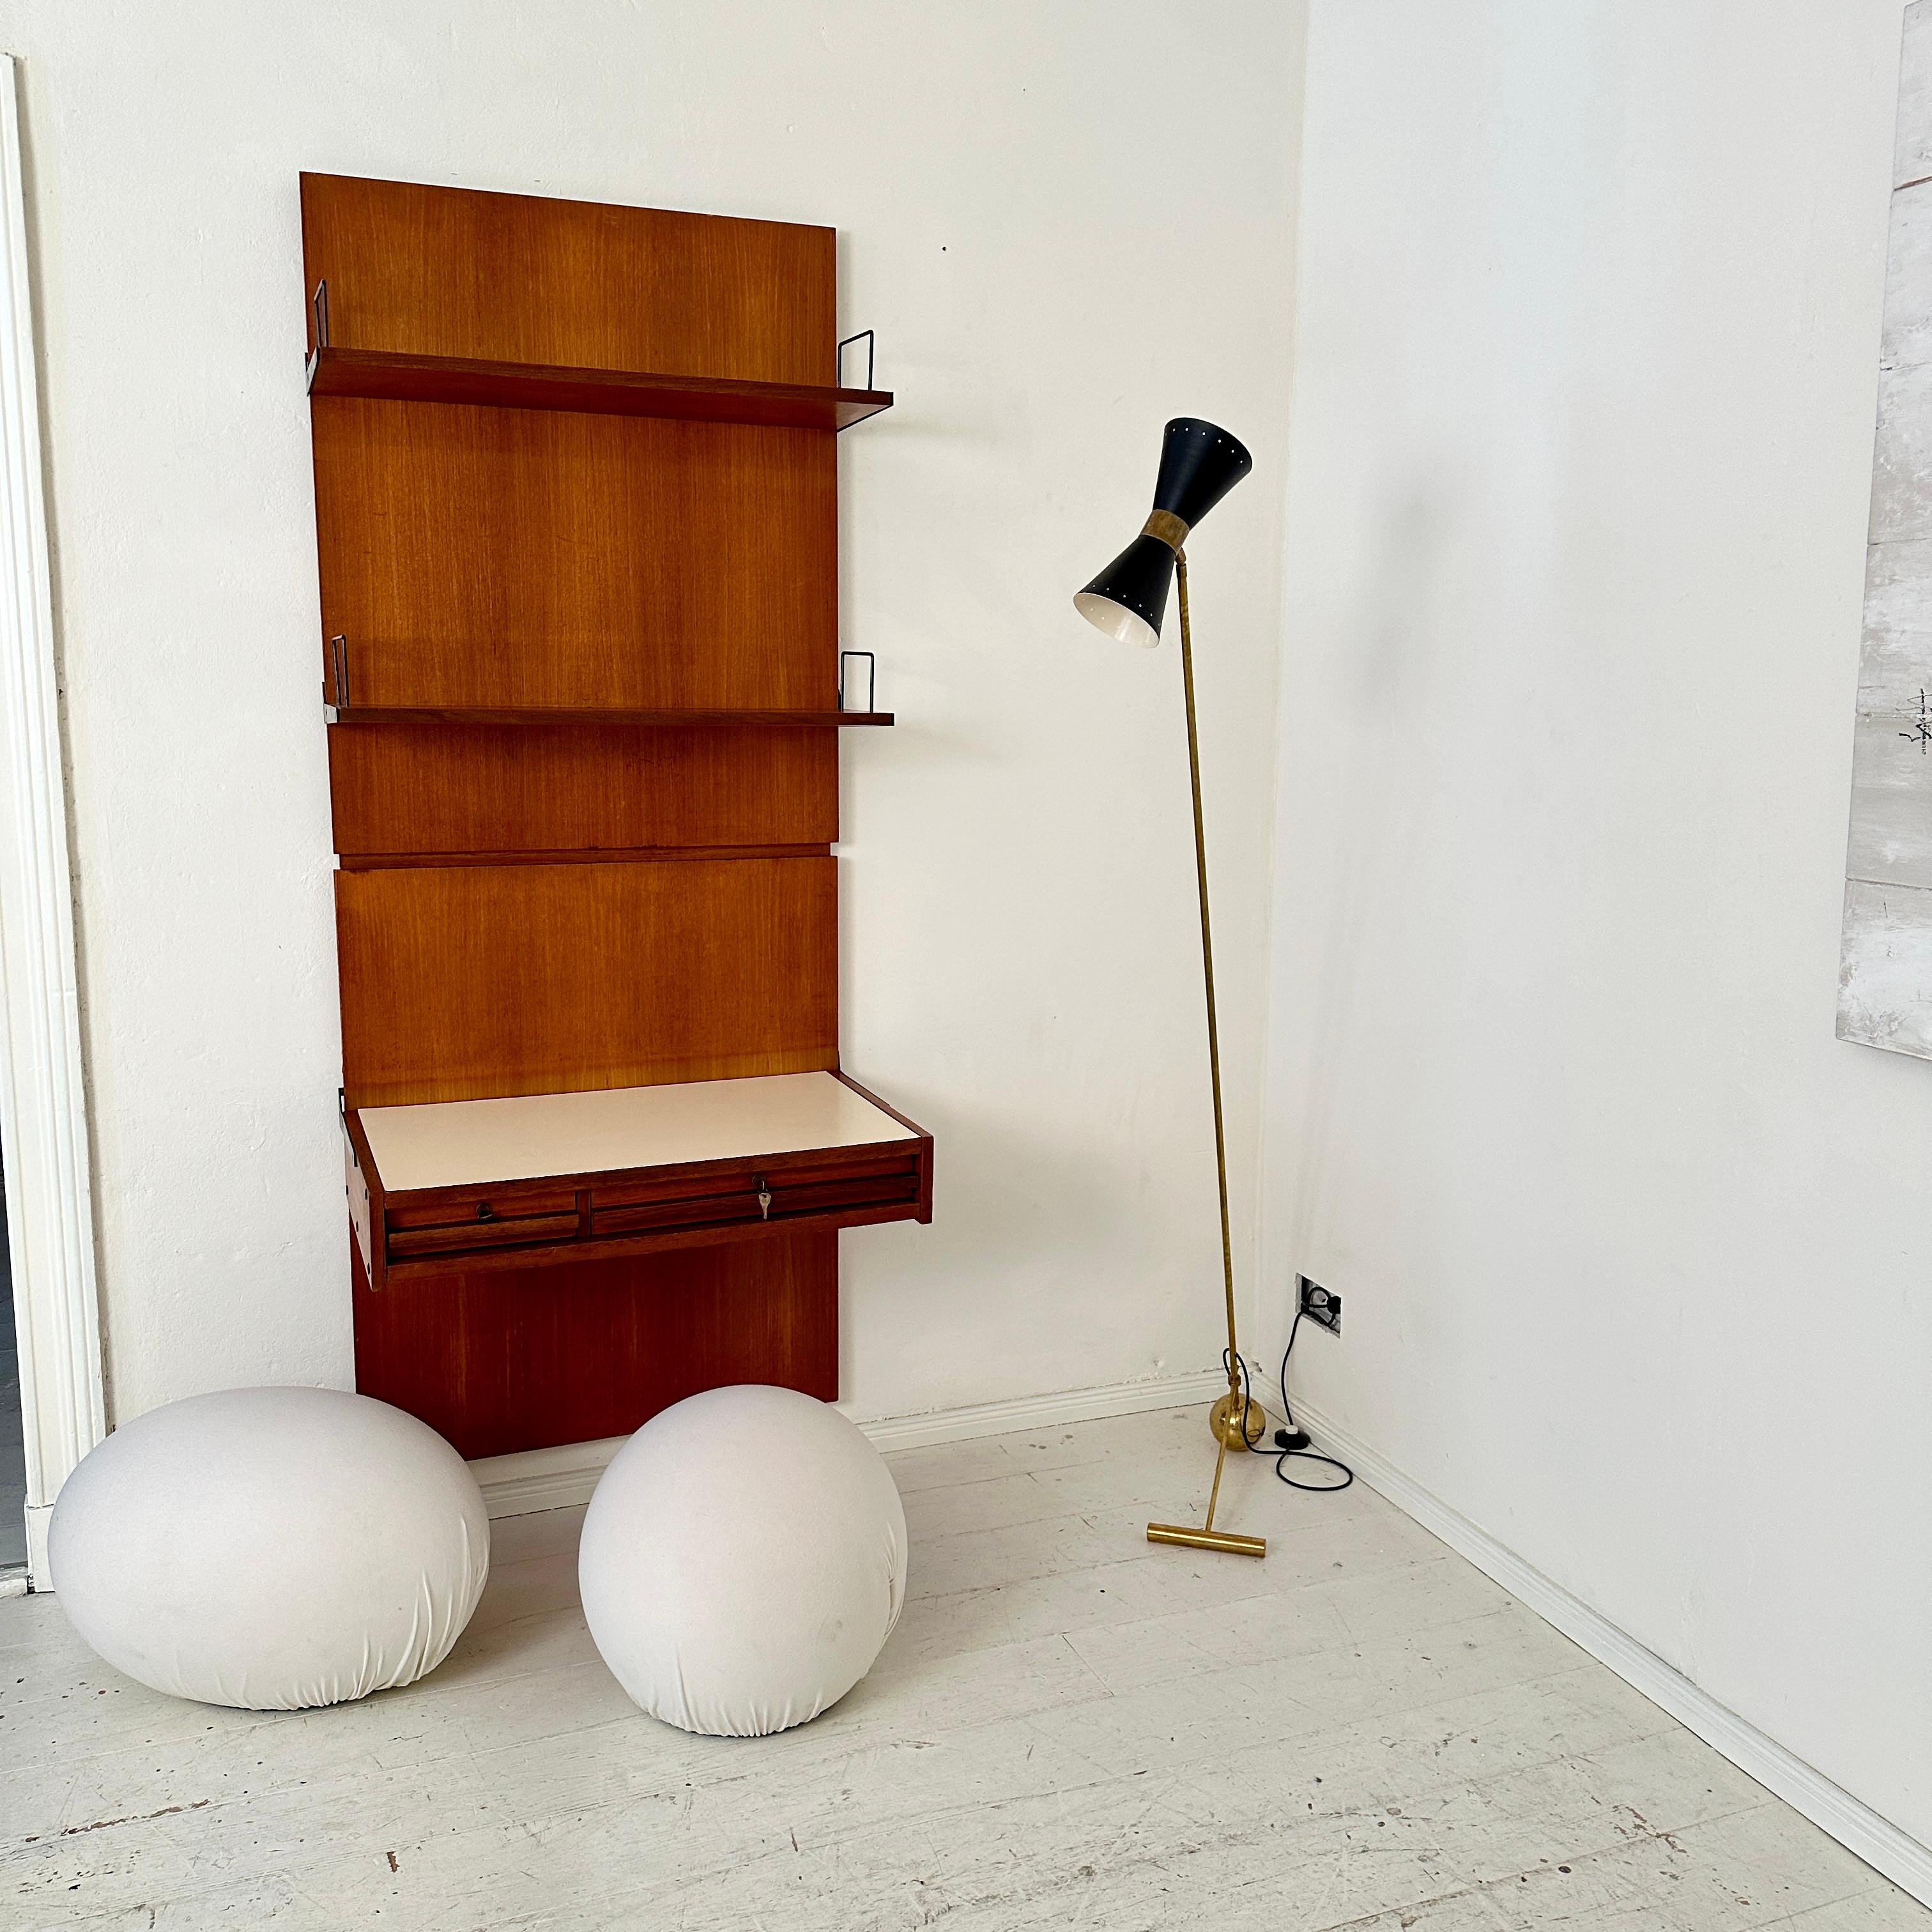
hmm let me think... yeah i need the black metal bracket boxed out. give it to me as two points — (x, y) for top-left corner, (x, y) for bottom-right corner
(836, 328), (875, 392)
(329, 634), (350, 710)
(839, 650), (875, 715)
(305, 279), (330, 392)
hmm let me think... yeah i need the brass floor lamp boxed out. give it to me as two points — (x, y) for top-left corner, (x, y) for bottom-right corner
(1073, 417), (1268, 1559)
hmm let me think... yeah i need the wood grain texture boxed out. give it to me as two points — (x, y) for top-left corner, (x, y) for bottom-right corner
(309, 345), (890, 429)
(335, 857), (837, 1107)
(312, 399), (834, 710)
(300, 173), (834, 383)
(328, 719), (837, 857)
(351, 1229), (838, 1459)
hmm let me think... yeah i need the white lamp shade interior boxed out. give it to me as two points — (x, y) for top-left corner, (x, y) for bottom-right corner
(1073, 590), (1159, 649)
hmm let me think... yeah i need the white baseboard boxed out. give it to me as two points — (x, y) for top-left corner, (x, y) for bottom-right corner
(468, 1434), (630, 1519)
(1293, 1398), (1932, 1910)
(848, 1367), (1230, 1453)
(469, 1368), (1231, 1521)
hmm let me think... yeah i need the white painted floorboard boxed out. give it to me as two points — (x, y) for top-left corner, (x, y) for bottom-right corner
(0, 1404), (1924, 1931)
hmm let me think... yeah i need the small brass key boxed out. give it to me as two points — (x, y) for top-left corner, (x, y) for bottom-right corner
(756, 1179), (772, 1220)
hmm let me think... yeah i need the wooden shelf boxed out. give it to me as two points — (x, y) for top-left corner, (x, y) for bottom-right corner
(344, 1070), (933, 1292)
(308, 344), (893, 431)
(326, 704), (893, 728)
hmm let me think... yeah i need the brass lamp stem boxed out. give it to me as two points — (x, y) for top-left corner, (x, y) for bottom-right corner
(1146, 548), (1268, 1560)
(1176, 553), (1239, 1395)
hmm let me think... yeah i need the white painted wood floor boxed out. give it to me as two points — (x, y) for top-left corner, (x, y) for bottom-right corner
(1, 1404), (1925, 1931)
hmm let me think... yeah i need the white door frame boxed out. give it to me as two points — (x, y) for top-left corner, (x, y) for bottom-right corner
(0, 53), (104, 1588)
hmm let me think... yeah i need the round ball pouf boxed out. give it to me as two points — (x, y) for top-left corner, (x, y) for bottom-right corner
(579, 1384), (907, 1736)
(50, 1386), (489, 1710)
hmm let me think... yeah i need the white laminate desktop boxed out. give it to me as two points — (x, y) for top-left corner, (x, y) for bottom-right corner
(356, 1071), (915, 1194)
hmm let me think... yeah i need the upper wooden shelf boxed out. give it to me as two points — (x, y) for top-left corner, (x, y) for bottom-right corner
(307, 344), (894, 431)
(326, 704), (893, 728)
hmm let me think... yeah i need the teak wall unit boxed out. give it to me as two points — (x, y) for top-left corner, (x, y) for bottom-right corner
(301, 173), (930, 1459)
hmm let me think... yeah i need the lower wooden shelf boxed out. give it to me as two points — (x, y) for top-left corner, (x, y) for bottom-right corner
(343, 1070), (932, 1294)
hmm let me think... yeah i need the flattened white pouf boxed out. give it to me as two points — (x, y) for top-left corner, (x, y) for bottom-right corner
(580, 1384), (906, 1736)
(50, 1386), (489, 1710)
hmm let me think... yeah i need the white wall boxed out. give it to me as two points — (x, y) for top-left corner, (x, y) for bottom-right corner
(1262, 0), (1932, 1849)
(0, 2), (1303, 1427)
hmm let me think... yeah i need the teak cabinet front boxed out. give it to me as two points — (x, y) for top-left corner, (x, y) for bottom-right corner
(305, 172), (924, 1457)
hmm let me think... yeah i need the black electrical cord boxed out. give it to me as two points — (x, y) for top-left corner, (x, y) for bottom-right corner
(1224, 1315), (1353, 1494)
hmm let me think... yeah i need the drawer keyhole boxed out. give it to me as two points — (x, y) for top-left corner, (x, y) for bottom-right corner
(476, 1202), (495, 1222)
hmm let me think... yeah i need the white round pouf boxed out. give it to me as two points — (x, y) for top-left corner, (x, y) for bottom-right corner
(50, 1386), (489, 1710)
(580, 1384), (907, 1736)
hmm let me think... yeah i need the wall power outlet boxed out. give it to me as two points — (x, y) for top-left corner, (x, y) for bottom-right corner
(1298, 1275), (1341, 1337)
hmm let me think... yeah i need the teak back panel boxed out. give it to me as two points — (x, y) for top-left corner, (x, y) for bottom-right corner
(328, 721), (836, 858)
(336, 857), (837, 1107)
(312, 402), (834, 709)
(351, 1231), (838, 1460)
(300, 174), (834, 381)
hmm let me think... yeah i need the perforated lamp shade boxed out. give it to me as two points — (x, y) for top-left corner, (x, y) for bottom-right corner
(1074, 417), (1254, 646)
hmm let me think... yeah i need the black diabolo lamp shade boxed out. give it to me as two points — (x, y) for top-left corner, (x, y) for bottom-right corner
(1074, 418), (1254, 647)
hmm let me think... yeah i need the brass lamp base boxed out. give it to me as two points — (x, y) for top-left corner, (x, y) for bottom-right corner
(1209, 1392), (1268, 1450)
(1146, 1522), (1267, 1558)
(1144, 1383), (1269, 1560)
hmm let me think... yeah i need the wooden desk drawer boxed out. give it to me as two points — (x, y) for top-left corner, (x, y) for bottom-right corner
(389, 1212), (580, 1258)
(387, 1185), (579, 1258)
(387, 1184), (577, 1229)
(590, 1150), (917, 1238)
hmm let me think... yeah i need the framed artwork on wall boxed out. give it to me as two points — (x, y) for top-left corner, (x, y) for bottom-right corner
(1841, 0), (1932, 1059)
